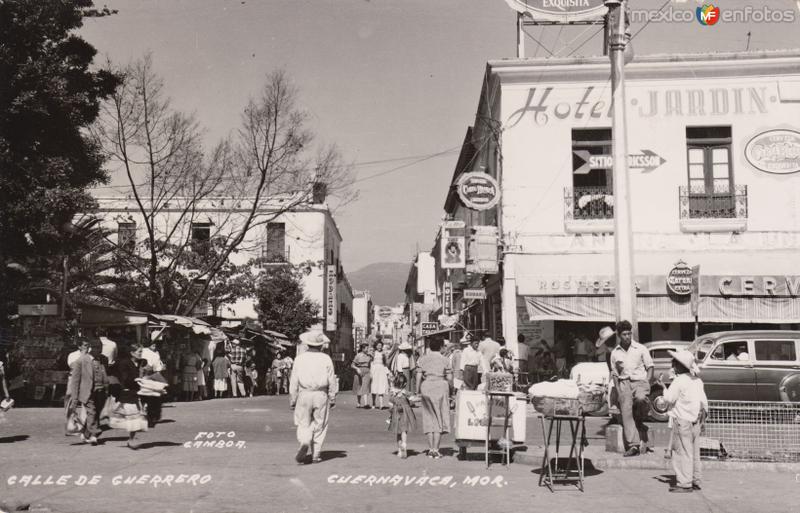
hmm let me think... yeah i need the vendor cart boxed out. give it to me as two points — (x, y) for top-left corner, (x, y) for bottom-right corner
(453, 389), (527, 461)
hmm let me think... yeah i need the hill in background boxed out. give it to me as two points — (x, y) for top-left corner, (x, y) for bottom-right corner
(347, 262), (410, 306)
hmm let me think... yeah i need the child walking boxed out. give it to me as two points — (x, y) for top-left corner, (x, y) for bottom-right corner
(656, 350), (708, 493)
(388, 373), (417, 459)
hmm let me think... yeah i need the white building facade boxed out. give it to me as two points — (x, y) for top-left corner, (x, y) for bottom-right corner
(94, 196), (353, 355)
(438, 51), (800, 358)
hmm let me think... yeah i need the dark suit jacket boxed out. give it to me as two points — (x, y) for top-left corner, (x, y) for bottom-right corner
(68, 354), (95, 404)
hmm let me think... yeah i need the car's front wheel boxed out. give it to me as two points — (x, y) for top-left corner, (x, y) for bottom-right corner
(647, 386), (669, 422)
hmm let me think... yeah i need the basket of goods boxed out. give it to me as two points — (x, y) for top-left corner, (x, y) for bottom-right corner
(577, 383), (607, 414)
(486, 371), (514, 393)
(528, 379), (582, 416)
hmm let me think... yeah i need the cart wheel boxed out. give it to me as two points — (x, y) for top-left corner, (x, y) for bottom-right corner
(458, 446), (467, 461)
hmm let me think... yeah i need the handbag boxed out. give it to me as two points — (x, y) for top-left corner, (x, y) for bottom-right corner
(65, 402), (87, 436)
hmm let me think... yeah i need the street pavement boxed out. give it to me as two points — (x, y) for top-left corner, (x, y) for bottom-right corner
(0, 392), (796, 513)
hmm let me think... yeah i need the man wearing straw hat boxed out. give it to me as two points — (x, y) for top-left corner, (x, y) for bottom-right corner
(654, 350), (708, 493)
(609, 320), (654, 457)
(290, 330), (337, 464)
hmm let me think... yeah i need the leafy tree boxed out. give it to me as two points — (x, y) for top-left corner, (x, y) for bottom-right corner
(0, 0), (119, 321)
(93, 57), (354, 315)
(255, 265), (320, 341)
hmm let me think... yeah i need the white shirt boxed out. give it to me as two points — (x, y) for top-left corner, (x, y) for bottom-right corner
(100, 337), (118, 365)
(67, 350), (81, 367)
(460, 346), (483, 371)
(663, 374), (708, 423)
(141, 348), (165, 372)
(394, 352), (410, 372)
(610, 340), (653, 382)
(289, 351), (337, 401)
(477, 338), (501, 373)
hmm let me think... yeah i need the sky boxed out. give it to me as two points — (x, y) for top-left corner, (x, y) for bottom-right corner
(80, 0), (800, 272)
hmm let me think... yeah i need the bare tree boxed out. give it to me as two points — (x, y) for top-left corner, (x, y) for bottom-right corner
(93, 56), (353, 315)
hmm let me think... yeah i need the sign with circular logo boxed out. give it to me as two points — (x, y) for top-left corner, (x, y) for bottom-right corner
(456, 172), (501, 211)
(667, 262), (693, 296)
(745, 129), (800, 175)
(503, 0), (607, 23)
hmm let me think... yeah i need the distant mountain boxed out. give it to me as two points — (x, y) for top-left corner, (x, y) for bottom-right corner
(347, 262), (410, 306)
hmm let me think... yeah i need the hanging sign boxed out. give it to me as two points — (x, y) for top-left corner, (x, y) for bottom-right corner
(463, 288), (487, 300)
(666, 261), (693, 296)
(456, 172), (501, 211)
(441, 236), (466, 269)
(503, 0), (607, 23)
(744, 129), (800, 175)
(421, 322), (439, 335)
(326, 266), (337, 331)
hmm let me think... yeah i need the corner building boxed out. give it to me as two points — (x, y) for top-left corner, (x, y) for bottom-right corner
(447, 51), (800, 357)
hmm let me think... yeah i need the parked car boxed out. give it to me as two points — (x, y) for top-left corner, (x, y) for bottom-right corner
(643, 340), (692, 421)
(687, 330), (800, 402)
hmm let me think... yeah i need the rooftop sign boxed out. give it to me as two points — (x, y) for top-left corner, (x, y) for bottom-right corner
(504, 0), (607, 23)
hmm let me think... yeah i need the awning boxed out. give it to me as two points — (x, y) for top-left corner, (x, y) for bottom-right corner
(79, 305), (149, 327)
(150, 314), (212, 335)
(523, 295), (800, 323)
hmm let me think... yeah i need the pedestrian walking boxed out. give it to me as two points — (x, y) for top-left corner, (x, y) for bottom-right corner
(180, 348), (202, 402)
(610, 320), (654, 456)
(135, 342), (166, 428)
(197, 358), (209, 400)
(459, 336), (481, 391)
(387, 373), (416, 459)
(392, 341), (414, 394)
(66, 338), (106, 445)
(415, 336), (453, 458)
(655, 350), (708, 493)
(290, 331), (337, 464)
(370, 341), (390, 409)
(108, 345), (148, 449)
(211, 350), (231, 399)
(350, 344), (372, 408)
(477, 335), (501, 384)
(227, 339), (247, 397)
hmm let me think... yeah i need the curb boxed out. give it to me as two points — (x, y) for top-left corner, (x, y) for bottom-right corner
(512, 450), (800, 473)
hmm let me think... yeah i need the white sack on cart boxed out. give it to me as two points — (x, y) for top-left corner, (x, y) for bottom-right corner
(527, 379), (579, 399)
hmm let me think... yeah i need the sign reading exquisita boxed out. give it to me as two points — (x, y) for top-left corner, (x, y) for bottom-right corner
(666, 261), (693, 296)
(456, 172), (500, 211)
(744, 129), (800, 175)
(503, 0), (607, 22)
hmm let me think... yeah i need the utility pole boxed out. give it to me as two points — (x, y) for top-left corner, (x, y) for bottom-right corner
(606, 0), (638, 335)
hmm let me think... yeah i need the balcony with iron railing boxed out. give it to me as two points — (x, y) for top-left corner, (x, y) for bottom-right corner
(679, 184), (748, 232)
(259, 246), (291, 265)
(563, 186), (614, 233)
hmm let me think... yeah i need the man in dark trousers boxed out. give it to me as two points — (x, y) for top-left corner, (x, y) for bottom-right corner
(609, 320), (654, 456)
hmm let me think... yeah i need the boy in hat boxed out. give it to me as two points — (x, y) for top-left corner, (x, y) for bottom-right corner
(656, 350), (708, 493)
(290, 331), (337, 464)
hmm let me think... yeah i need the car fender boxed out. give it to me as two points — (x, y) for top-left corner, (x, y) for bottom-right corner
(778, 373), (800, 402)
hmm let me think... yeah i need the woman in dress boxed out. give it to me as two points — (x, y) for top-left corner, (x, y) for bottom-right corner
(180, 348), (202, 402)
(370, 341), (390, 409)
(211, 350), (230, 399)
(109, 345), (148, 449)
(415, 336), (453, 458)
(350, 344), (373, 408)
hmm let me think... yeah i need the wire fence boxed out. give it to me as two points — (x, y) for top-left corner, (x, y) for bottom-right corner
(701, 400), (800, 462)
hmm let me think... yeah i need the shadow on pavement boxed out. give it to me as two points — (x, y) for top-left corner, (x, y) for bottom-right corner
(0, 435), (29, 443)
(156, 419), (175, 424)
(132, 441), (183, 450)
(316, 450), (347, 462)
(529, 458), (604, 477)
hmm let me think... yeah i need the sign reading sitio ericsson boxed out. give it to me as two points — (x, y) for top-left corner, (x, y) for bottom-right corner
(456, 172), (500, 211)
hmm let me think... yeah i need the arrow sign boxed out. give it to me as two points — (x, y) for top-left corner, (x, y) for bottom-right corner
(629, 149), (667, 173)
(573, 150), (612, 174)
(573, 150), (666, 174)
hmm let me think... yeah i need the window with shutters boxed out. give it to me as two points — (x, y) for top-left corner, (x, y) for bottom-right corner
(262, 223), (287, 263)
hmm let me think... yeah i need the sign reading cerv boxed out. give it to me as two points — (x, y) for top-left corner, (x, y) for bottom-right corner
(507, 85), (774, 127)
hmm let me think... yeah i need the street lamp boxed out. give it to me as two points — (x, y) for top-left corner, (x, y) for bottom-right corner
(605, 0), (638, 335)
